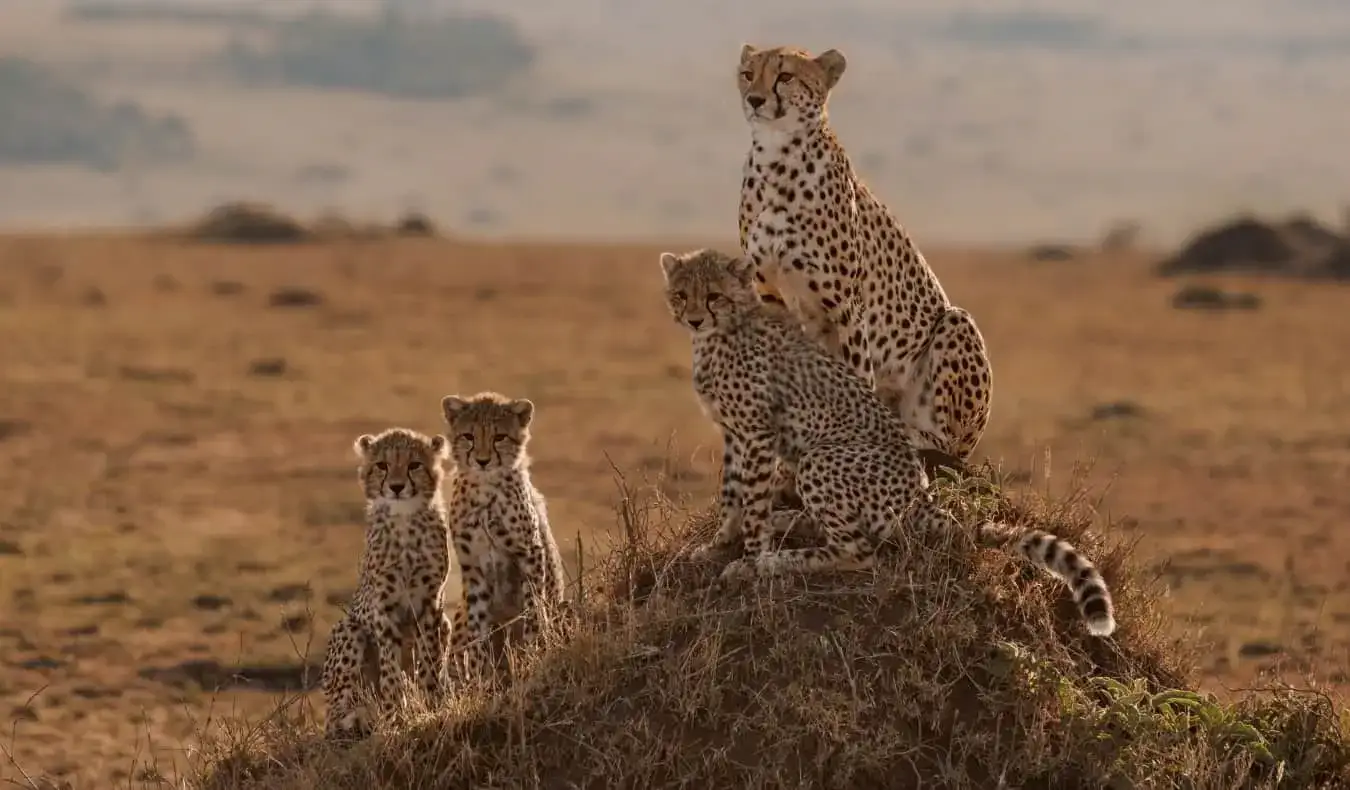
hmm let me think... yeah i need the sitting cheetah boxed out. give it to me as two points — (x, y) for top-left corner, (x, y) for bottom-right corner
(660, 248), (1115, 637)
(441, 392), (568, 681)
(321, 427), (453, 740)
(736, 43), (992, 468)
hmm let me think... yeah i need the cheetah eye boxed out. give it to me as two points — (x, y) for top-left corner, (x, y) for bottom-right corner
(458, 433), (474, 442)
(493, 433), (509, 443)
(740, 70), (753, 81)
(707, 293), (728, 307)
(408, 461), (423, 471)
(374, 461), (388, 472)
(671, 290), (687, 302)
(777, 73), (794, 83)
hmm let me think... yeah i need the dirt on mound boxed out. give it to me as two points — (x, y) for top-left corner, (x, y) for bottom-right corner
(192, 471), (1350, 790)
(1158, 213), (1350, 280)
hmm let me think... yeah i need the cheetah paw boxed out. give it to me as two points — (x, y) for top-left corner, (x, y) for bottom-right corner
(718, 558), (758, 583)
(685, 543), (723, 563)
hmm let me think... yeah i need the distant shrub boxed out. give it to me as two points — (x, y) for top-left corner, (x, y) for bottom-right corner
(220, 9), (536, 100)
(0, 57), (195, 170)
(187, 201), (311, 244)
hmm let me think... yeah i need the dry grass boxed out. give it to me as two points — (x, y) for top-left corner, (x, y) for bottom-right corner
(1, 233), (1349, 786)
(190, 469), (1350, 789)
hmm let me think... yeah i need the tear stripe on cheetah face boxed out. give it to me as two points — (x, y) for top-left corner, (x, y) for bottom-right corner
(736, 43), (993, 465)
(660, 248), (1114, 637)
(323, 427), (454, 740)
(439, 391), (569, 683)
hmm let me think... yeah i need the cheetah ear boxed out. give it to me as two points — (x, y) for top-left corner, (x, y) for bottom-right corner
(658, 252), (682, 282)
(508, 398), (535, 428)
(353, 434), (376, 457)
(441, 395), (468, 423)
(429, 434), (450, 460)
(814, 49), (847, 89)
(727, 255), (756, 285)
(740, 43), (757, 63)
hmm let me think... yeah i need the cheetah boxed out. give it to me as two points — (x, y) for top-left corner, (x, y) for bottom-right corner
(441, 392), (568, 681)
(321, 427), (454, 740)
(736, 43), (992, 469)
(660, 248), (1115, 637)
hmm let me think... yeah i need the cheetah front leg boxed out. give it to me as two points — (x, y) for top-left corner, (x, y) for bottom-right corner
(509, 532), (555, 647)
(321, 615), (371, 740)
(879, 306), (992, 462)
(688, 440), (746, 562)
(704, 430), (781, 580)
(448, 565), (493, 683)
(412, 601), (451, 700)
(371, 615), (409, 722)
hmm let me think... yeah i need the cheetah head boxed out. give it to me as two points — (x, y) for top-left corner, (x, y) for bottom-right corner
(659, 248), (758, 335)
(441, 391), (535, 475)
(353, 427), (449, 506)
(737, 44), (846, 129)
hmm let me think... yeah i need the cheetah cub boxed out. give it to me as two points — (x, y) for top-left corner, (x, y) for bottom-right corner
(321, 427), (453, 740)
(441, 392), (568, 680)
(661, 248), (1116, 637)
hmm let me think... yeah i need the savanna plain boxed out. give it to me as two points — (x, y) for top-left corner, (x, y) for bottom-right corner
(2, 229), (1349, 786)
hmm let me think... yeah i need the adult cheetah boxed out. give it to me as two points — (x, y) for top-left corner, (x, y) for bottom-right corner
(441, 391), (568, 681)
(660, 248), (1115, 637)
(737, 43), (992, 467)
(321, 427), (453, 740)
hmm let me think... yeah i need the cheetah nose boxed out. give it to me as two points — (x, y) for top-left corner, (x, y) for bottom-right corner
(475, 458), (490, 469)
(746, 95), (766, 109)
(389, 482), (406, 496)
(687, 318), (703, 329)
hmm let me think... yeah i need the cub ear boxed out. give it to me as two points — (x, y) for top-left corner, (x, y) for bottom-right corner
(740, 43), (757, 63)
(428, 434), (450, 460)
(353, 434), (375, 457)
(814, 48), (847, 89)
(727, 255), (756, 284)
(658, 252), (682, 281)
(508, 398), (535, 428)
(441, 395), (468, 423)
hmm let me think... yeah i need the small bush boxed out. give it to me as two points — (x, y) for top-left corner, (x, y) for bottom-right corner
(187, 202), (311, 244)
(220, 9), (536, 100)
(0, 57), (195, 170)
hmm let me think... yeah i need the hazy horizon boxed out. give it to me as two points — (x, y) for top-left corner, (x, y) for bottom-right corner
(2, 0), (1349, 245)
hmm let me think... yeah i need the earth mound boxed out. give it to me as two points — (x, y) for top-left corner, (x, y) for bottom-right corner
(191, 470), (1350, 790)
(1158, 213), (1350, 280)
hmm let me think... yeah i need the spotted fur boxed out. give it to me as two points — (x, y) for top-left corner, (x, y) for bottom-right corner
(441, 391), (568, 682)
(321, 427), (453, 740)
(661, 249), (1115, 637)
(736, 43), (992, 468)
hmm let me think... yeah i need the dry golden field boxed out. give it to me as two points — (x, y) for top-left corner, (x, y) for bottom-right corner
(1, 232), (1349, 786)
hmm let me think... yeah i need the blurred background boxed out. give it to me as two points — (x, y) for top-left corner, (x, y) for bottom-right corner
(4, 0), (1350, 243)
(2, 1), (1349, 785)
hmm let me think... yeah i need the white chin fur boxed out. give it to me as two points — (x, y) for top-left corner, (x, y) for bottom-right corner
(377, 495), (425, 515)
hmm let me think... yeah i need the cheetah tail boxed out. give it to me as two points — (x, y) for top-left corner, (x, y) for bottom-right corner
(976, 522), (1117, 637)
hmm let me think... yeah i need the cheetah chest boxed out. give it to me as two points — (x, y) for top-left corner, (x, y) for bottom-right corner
(451, 486), (539, 605)
(372, 536), (445, 616)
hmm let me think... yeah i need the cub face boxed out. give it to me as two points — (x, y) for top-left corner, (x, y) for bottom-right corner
(658, 248), (757, 335)
(737, 44), (846, 128)
(353, 428), (449, 503)
(441, 392), (535, 474)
